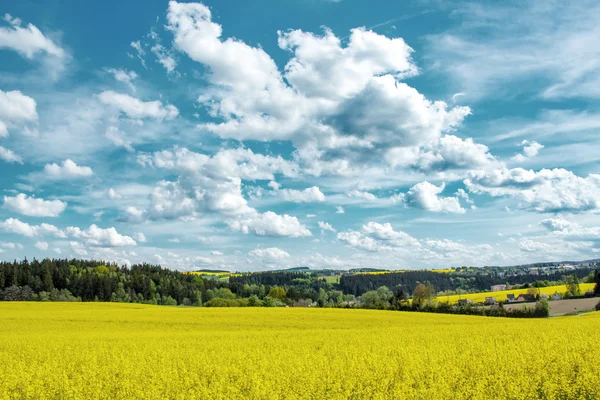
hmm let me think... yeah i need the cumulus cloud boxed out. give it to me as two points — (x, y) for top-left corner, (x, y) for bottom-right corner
(43, 159), (93, 179)
(66, 225), (136, 247)
(519, 239), (551, 253)
(540, 217), (600, 246)
(34, 241), (48, 251)
(0, 218), (65, 238)
(346, 190), (376, 201)
(336, 206), (345, 214)
(165, 1), (477, 177)
(140, 147), (298, 180)
(228, 211), (311, 238)
(512, 140), (544, 161)
(404, 181), (465, 213)
(279, 186), (325, 203)
(337, 222), (420, 252)
(318, 221), (336, 232)
(3, 193), (67, 217)
(465, 168), (600, 213)
(0, 89), (38, 123)
(248, 247), (290, 260)
(337, 221), (494, 263)
(0, 146), (22, 163)
(133, 232), (147, 243)
(98, 91), (179, 120)
(131, 147), (312, 238)
(0, 89), (38, 137)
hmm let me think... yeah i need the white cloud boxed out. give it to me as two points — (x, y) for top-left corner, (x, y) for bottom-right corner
(66, 225), (136, 247)
(512, 140), (544, 161)
(98, 91), (179, 120)
(465, 168), (600, 213)
(425, 1), (600, 100)
(540, 217), (600, 246)
(130, 40), (146, 68)
(519, 239), (551, 253)
(133, 232), (147, 243)
(0, 218), (66, 238)
(229, 211), (311, 238)
(318, 221), (336, 232)
(3, 193), (66, 217)
(166, 1), (475, 178)
(0, 146), (22, 163)
(70, 241), (88, 256)
(141, 147), (298, 180)
(385, 135), (496, 172)
(211, 250), (223, 256)
(278, 26), (417, 99)
(105, 126), (134, 152)
(522, 140), (544, 157)
(346, 190), (376, 201)
(404, 181), (465, 213)
(540, 217), (573, 232)
(34, 241), (48, 251)
(105, 68), (138, 91)
(337, 221), (495, 264)
(0, 242), (22, 249)
(279, 186), (325, 203)
(248, 247), (290, 260)
(0, 14), (65, 60)
(363, 222), (422, 250)
(151, 44), (177, 73)
(337, 222), (420, 253)
(0, 89), (38, 123)
(42, 159), (93, 180)
(337, 230), (392, 252)
(107, 188), (121, 200)
(335, 206), (345, 214)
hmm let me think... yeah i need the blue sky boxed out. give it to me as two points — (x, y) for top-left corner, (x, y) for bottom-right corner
(1, 0), (599, 271)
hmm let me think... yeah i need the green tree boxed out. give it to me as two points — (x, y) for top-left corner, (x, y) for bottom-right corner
(268, 287), (287, 300)
(565, 274), (581, 297)
(262, 296), (276, 307)
(248, 295), (262, 307)
(412, 283), (435, 306)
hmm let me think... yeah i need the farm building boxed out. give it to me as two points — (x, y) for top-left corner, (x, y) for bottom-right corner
(516, 294), (536, 302)
(484, 297), (497, 305)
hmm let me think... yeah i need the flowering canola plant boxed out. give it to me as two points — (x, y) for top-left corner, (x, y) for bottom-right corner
(0, 302), (598, 399)
(438, 283), (595, 304)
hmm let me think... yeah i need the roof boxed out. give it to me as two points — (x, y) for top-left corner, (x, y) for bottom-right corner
(517, 294), (536, 301)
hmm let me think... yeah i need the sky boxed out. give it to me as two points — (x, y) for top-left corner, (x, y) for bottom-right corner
(0, 0), (599, 271)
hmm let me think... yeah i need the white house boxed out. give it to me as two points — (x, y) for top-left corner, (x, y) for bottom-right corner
(552, 292), (561, 301)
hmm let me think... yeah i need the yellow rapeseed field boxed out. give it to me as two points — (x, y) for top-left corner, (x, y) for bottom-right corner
(1, 302), (599, 400)
(438, 283), (595, 304)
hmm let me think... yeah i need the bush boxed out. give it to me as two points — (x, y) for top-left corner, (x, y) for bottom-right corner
(204, 298), (249, 307)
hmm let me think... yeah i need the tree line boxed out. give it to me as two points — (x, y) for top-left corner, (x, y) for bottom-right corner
(1, 259), (599, 317)
(338, 267), (598, 296)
